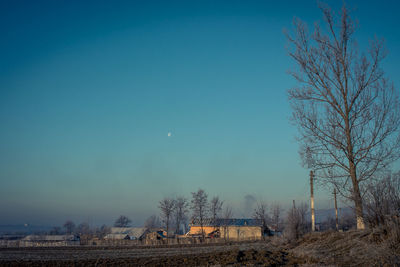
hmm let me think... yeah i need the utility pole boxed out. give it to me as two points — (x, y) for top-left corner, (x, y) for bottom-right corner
(334, 188), (339, 231)
(310, 170), (315, 232)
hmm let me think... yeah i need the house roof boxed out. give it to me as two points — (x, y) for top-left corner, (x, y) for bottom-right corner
(110, 227), (147, 237)
(190, 218), (263, 227)
(128, 227), (148, 238)
(110, 227), (132, 234)
(21, 235), (78, 241)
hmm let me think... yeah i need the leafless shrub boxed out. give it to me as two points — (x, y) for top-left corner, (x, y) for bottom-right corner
(319, 216), (336, 231)
(339, 209), (356, 231)
(365, 171), (400, 227)
(270, 202), (284, 232)
(362, 172), (400, 261)
(382, 215), (400, 252)
(285, 202), (309, 241)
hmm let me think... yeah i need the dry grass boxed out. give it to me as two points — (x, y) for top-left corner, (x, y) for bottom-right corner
(290, 228), (400, 266)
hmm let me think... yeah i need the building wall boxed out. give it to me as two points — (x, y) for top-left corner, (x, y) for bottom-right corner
(188, 226), (216, 236)
(189, 225), (262, 240)
(220, 226), (262, 240)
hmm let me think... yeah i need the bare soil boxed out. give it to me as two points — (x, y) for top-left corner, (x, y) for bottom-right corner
(0, 242), (300, 266)
(2, 230), (399, 266)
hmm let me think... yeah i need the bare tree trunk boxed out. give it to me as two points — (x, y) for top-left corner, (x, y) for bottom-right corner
(334, 188), (339, 231)
(310, 171), (315, 232)
(345, 109), (365, 230)
(350, 169), (365, 229)
(166, 218), (169, 244)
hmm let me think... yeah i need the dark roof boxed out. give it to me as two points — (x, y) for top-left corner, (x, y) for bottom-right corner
(190, 218), (263, 227)
(22, 235), (79, 241)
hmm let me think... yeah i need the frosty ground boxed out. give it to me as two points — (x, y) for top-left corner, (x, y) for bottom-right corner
(1, 230), (399, 266)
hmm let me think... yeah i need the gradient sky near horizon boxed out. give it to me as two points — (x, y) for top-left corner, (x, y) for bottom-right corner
(1, 0), (399, 227)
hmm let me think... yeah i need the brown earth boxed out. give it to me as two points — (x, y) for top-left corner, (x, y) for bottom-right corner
(1, 230), (399, 266)
(0, 242), (301, 266)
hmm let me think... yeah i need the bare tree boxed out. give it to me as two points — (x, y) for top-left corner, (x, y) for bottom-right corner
(285, 202), (309, 241)
(63, 220), (75, 234)
(114, 215), (132, 227)
(191, 189), (209, 240)
(95, 224), (111, 239)
(320, 216), (337, 231)
(210, 196), (224, 225)
(159, 197), (175, 238)
(174, 196), (189, 235)
(76, 222), (91, 235)
(144, 215), (161, 230)
(286, 3), (400, 229)
(253, 202), (270, 238)
(340, 209), (356, 231)
(49, 226), (61, 235)
(270, 202), (283, 232)
(365, 171), (400, 227)
(222, 205), (233, 241)
(243, 194), (257, 217)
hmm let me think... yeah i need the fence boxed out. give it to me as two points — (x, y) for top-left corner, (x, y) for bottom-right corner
(1, 236), (262, 248)
(81, 236), (261, 246)
(0, 240), (80, 248)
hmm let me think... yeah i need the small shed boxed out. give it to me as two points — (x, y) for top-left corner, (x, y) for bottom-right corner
(143, 230), (166, 242)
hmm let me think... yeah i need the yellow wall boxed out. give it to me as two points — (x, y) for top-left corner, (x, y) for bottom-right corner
(220, 226), (262, 240)
(189, 226), (262, 240)
(188, 226), (216, 236)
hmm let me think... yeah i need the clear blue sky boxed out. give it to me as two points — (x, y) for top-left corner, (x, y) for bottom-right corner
(1, 0), (399, 226)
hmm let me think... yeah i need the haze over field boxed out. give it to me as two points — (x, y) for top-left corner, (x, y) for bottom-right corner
(1, 0), (399, 226)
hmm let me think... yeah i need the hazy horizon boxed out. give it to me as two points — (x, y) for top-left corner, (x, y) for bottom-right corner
(1, 0), (399, 227)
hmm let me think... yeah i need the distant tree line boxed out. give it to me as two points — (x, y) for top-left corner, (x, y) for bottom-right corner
(45, 221), (111, 239)
(154, 188), (312, 241)
(51, 184), (385, 243)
